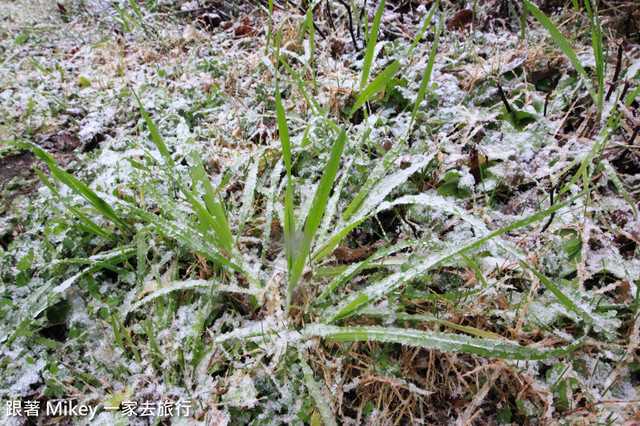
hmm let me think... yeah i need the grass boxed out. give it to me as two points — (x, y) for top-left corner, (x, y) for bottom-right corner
(1, 0), (639, 424)
(524, 0), (606, 115)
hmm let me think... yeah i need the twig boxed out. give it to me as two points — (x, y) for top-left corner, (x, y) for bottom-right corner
(629, 125), (640, 146)
(540, 181), (560, 233)
(336, 0), (360, 50)
(619, 80), (631, 103)
(560, 398), (640, 418)
(282, 0), (327, 39)
(605, 43), (623, 102)
(495, 79), (512, 114)
(544, 64), (559, 117)
(359, 0), (367, 36)
(325, 0), (336, 32)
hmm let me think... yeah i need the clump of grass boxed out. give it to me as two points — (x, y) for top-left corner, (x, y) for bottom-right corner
(1, 0), (639, 424)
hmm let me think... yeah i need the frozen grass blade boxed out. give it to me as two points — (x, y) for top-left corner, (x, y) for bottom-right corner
(313, 152), (438, 263)
(323, 187), (593, 323)
(315, 149), (360, 248)
(261, 160), (284, 264)
(299, 350), (338, 426)
(350, 60), (401, 117)
(341, 149), (437, 230)
(32, 148), (130, 234)
(407, 0), (439, 56)
(188, 151), (236, 257)
(275, 76), (297, 271)
(122, 279), (260, 315)
(602, 161), (638, 219)
(523, 0), (597, 105)
(287, 126), (347, 306)
(237, 158), (259, 239)
(557, 103), (618, 197)
(122, 193), (242, 274)
(410, 17), (442, 130)
(134, 90), (175, 167)
(5, 246), (136, 344)
(316, 239), (423, 302)
(33, 167), (111, 239)
(584, 0), (604, 113)
(360, 0), (386, 90)
(303, 325), (584, 361)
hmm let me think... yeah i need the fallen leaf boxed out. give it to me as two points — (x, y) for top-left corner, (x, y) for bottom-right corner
(446, 9), (473, 30)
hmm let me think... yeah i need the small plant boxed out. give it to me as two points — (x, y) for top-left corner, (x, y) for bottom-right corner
(523, 0), (605, 115)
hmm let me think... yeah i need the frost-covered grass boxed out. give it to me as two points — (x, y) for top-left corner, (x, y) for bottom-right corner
(1, 0), (640, 424)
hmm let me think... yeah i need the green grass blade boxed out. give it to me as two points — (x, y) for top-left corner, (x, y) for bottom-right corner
(342, 148), (437, 226)
(360, 0), (386, 90)
(34, 166), (110, 237)
(122, 192), (242, 273)
(122, 279), (260, 315)
(284, 179), (296, 271)
(314, 152), (438, 263)
(133, 90), (175, 167)
(278, 55), (321, 114)
(33, 167), (58, 195)
(5, 246), (136, 344)
(303, 325), (583, 361)
(356, 305), (513, 339)
(275, 77), (297, 270)
(237, 158), (260, 239)
(261, 160), (284, 264)
(275, 79), (292, 175)
(602, 161), (638, 219)
(33, 148), (130, 233)
(311, 217), (368, 264)
(410, 17), (442, 130)
(584, 0), (604, 113)
(315, 151), (360, 249)
(407, 0), (439, 56)
(188, 151), (235, 255)
(524, 0), (597, 104)
(306, 4), (318, 95)
(624, 83), (640, 107)
(288, 126), (347, 304)
(66, 205), (111, 239)
(557, 105), (617, 197)
(350, 60), (401, 117)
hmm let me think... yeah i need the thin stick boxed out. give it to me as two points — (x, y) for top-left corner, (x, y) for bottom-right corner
(336, 0), (360, 50)
(605, 43), (623, 102)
